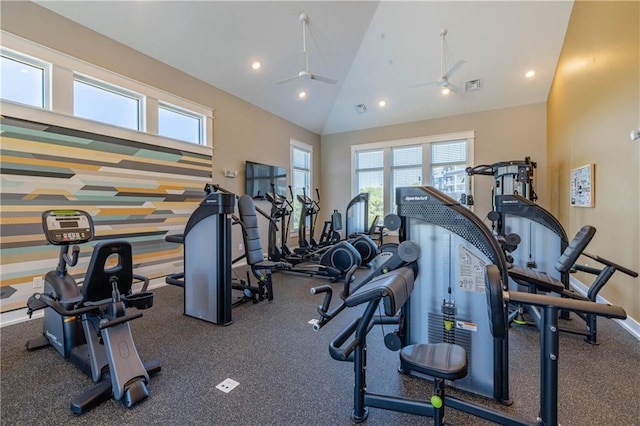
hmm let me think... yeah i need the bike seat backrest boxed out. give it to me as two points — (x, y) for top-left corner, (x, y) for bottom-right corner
(237, 194), (265, 266)
(82, 240), (134, 303)
(555, 225), (596, 274)
(345, 267), (415, 316)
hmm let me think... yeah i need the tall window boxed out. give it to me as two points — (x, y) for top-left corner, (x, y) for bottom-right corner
(291, 142), (312, 231)
(391, 145), (423, 211)
(352, 132), (474, 217)
(0, 49), (49, 108)
(73, 75), (143, 130)
(158, 102), (204, 145)
(354, 149), (384, 226)
(430, 140), (468, 202)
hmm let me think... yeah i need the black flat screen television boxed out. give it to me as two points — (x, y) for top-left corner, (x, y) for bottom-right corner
(245, 161), (287, 199)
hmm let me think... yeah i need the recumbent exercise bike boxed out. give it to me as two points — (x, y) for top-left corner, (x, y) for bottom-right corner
(26, 210), (160, 414)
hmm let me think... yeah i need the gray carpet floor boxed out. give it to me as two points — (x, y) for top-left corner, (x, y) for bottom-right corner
(1, 267), (639, 425)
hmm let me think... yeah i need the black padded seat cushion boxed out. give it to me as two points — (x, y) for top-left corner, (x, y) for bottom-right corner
(400, 343), (468, 381)
(508, 265), (565, 293)
(344, 267), (414, 316)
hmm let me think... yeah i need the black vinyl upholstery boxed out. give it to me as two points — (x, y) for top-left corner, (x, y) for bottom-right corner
(555, 225), (596, 273)
(400, 343), (467, 381)
(237, 194), (266, 266)
(345, 267), (414, 316)
(82, 240), (133, 303)
(508, 266), (566, 293)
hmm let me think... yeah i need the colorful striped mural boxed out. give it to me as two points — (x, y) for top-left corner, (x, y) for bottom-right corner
(0, 116), (213, 312)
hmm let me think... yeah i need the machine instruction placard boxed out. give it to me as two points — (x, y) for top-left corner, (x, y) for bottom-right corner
(458, 245), (486, 292)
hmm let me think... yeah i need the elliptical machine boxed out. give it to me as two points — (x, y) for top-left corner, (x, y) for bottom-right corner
(264, 186), (363, 282)
(26, 210), (160, 414)
(265, 184), (295, 261)
(295, 186), (321, 249)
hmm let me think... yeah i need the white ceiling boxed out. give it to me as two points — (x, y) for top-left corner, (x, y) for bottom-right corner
(35, 1), (574, 135)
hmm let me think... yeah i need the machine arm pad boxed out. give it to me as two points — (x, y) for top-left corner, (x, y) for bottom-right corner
(345, 267), (415, 316)
(508, 291), (626, 320)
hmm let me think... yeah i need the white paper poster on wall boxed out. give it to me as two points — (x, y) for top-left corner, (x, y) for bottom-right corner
(570, 163), (595, 207)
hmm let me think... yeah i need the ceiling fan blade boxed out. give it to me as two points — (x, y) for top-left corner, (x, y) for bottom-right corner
(276, 75), (300, 85)
(310, 74), (337, 84)
(442, 59), (466, 80)
(445, 81), (462, 93)
(413, 79), (438, 87)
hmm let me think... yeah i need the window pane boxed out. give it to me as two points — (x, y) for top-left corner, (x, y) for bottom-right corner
(293, 147), (310, 169)
(158, 106), (201, 144)
(356, 169), (384, 225)
(292, 169), (310, 194)
(73, 79), (140, 130)
(1, 55), (45, 107)
(431, 164), (467, 201)
(391, 167), (422, 209)
(392, 145), (421, 167)
(431, 141), (467, 164)
(357, 170), (383, 192)
(356, 150), (384, 169)
(292, 146), (311, 231)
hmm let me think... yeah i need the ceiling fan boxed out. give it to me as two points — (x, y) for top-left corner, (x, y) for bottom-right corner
(416, 28), (465, 94)
(276, 13), (337, 85)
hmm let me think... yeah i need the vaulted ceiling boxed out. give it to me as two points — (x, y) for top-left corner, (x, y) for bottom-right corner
(35, 1), (574, 135)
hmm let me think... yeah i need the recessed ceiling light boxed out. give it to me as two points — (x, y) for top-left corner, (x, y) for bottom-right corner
(441, 88), (451, 95)
(378, 100), (387, 107)
(251, 61), (261, 70)
(298, 91), (307, 99)
(525, 70), (535, 78)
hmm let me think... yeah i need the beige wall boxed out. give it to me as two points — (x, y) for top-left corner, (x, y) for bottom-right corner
(0, 1), (321, 260)
(547, 1), (640, 320)
(321, 103), (548, 225)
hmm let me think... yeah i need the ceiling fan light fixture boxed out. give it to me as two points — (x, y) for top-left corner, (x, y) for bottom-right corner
(441, 88), (451, 95)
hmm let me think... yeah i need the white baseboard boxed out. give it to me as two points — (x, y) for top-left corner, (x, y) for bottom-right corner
(570, 276), (640, 342)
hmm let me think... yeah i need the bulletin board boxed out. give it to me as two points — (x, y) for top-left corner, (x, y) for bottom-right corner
(570, 163), (595, 207)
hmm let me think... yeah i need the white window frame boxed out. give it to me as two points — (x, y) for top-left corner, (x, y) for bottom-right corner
(0, 30), (212, 150)
(73, 73), (145, 131)
(158, 101), (205, 145)
(351, 131), (475, 215)
(0, 47), (51, 109)
(290, 139), (313, 233)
